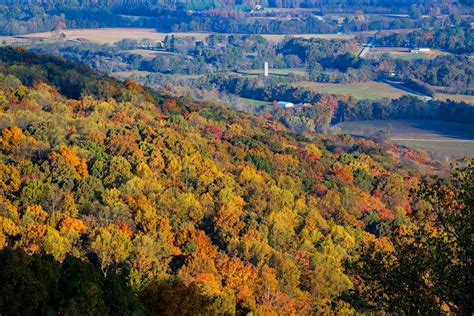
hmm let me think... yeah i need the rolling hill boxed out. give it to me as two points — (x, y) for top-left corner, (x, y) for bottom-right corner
(0, 47), (471, 314)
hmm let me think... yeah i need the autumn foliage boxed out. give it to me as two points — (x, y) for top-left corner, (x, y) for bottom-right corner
(0, 47), (470, 315)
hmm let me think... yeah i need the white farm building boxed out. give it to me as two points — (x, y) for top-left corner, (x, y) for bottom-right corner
(277, 101), (295, 109)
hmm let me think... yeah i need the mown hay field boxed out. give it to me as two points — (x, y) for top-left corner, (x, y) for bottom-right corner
(331, 119), (474, 157)
(293, 81), (418, 100)
(19, 28), (355, 44)
(365, 47), (450, 61)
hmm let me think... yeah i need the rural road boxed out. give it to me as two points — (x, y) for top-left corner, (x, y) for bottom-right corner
(358, 37), (374, 58)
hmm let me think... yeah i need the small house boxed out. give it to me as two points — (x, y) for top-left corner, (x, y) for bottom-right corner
(277, 101), (295, 109)
(410, 48), (431, 53)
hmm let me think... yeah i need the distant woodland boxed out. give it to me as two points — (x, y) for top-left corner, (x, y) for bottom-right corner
(0, 0), (472, 35)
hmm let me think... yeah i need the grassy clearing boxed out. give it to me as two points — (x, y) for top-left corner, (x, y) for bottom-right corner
(366, 47), (449, 60)
(235, 97), (270, 113)
(18, 28), (355, 44)
(293, 81), (418, 100)
(331, 119), (474, 157)
(237, 97), (269, 106)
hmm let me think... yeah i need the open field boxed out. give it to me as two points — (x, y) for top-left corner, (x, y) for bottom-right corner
(237, 97), (270, 110)
(434, 93), (474, 104)
(16, 28), (356, 45)
(20, 28), (211, 44)
(0, 36), (31, 45)
(293, 81), (418, 100)
(235, 97), (270, 113)
(261, 33), (355, 42)
(331, 119), (474, 157)
(237, 97), (269, 106)
(237, 68), (307, 76)
(365, 47), (449, 60)
(123, 49), (183, 59)
(257, 8), (321, 13)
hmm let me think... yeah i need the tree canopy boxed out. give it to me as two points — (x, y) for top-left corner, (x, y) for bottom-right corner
(0, 47), (471, 314)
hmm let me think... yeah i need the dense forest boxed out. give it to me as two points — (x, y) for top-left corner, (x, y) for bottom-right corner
(0, 47), (471, 314)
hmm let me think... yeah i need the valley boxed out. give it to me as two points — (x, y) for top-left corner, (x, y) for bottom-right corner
(0, 1), (472, 314)
(3, 24), (471, 157)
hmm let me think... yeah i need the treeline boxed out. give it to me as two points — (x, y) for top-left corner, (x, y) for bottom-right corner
(341, 14), (452, 33)
(375, 26), (474, 54)
(0, 46), (471, 314)
(403, 78), (434, 97)
(0, 5), (65, 36)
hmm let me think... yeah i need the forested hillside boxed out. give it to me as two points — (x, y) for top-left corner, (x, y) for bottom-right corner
(0, 47), (472, 314)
